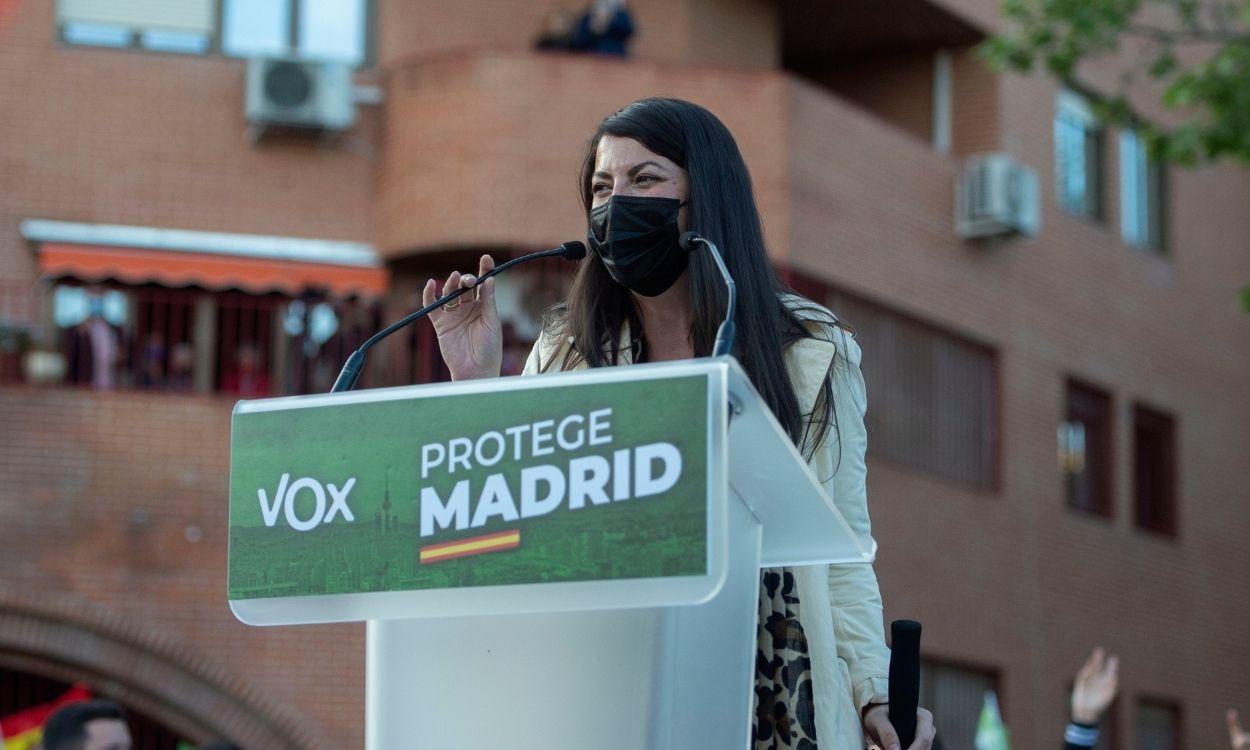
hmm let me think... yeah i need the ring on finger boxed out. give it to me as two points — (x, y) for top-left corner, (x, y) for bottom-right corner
(442, 299), (461, 311)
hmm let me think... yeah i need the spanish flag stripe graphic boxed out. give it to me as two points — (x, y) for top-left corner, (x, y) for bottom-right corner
(419, 530), (521, 564)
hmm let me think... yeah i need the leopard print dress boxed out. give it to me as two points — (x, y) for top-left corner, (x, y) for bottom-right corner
(753, 568), (819, 749)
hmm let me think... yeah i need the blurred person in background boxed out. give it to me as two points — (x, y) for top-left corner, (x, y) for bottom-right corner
(221, 341), (269, 398)
(166, 341), (195, 392)
(136, 331), (166, 389)
(1064, 647), (1119, 749)
(40, 700), (131, 750)
(569, 0), (634, 56)
(65, 290), (122, 390)
(1230, 709), (1250, 750)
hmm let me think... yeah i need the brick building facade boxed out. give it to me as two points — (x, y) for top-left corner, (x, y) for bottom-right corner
(1, 0), (1248, 748)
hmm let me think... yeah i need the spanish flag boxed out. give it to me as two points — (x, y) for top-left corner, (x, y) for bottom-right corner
(419, 529), (521, 564)
(0, 684), (92, 750)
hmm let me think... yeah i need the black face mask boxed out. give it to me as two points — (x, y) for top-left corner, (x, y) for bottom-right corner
(587, 195), (689, 297)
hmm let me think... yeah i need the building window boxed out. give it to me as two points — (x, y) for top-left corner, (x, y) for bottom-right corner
(1120, 129), (1167, 251)
(1133, 403), (1178, 536)
(920, 659), (999, 749)
(1055, 90), (1105, 219)
(822, 289), (999, 489)
(1060, 379), (1114, 518)
(57, 0), (369, 66)
(58, 0), (214, 53)
(222, 0), (367, 65)
(62, 21), (134, 48)
(47, 283), (379, 395)
(140, 28), (212, 54)
(1136, 698), (1181, 750)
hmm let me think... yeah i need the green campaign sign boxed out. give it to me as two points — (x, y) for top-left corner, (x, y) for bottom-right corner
(228, 374), (710, 603)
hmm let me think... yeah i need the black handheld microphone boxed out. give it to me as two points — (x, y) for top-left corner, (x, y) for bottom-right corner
(678, 231), (736, 357)
(888, 619), (922, 749)
(329, 241), (587, 393)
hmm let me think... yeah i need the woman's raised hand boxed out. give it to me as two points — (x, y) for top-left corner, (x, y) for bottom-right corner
(423, 254), (502, 381)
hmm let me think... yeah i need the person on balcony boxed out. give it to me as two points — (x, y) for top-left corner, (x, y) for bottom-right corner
(222, 341), (269, 398)
(166, 341), (195, 392)
(65, 291), (122, 391)
(569, 0), (634, 57)
(422, 97), (935, 750)
(136, 331), (166, 389)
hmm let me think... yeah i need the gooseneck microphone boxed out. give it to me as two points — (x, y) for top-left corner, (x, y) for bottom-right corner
(678, 231), (736, 357)
(329, 241), (587, 393)
(888, 619), (922, 749)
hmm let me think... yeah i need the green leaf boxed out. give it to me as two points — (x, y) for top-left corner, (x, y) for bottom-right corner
(1164, 126), (1203, 165)
(1149, 50), (1179, 78)
(1176, 0), (1198, 26)
(990, 0), (1250, 164)
(1028, 26), (1056, 47)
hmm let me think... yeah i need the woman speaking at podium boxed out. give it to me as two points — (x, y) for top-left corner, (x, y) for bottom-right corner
(422, 97), (935, 750)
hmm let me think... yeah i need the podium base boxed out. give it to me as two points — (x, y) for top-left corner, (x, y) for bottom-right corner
(366, 494), (762, 750)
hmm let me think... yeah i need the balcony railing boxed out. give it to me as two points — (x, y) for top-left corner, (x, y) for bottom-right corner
(2, 283), (384, 397)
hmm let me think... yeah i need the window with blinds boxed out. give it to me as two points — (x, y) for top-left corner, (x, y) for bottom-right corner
(56, 0), (370, 64)
(919, 659), (999, 749)
(825, 290), (999, 489)
(58, 0), (214, 52)
(58, 0), (214, 34)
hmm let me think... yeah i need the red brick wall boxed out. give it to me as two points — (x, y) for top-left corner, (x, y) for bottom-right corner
(0, 387), (364, 749)
(687, 0), (779, 69)
(816, 52), (937, 146)
(0, 0), (377, 284)
(785, 23), (1250, 747)
(373, 52), (791, 259)
(374, 0), (776, 69)
(2, 0), (1249, 748)
(949, 45), (1000, 156)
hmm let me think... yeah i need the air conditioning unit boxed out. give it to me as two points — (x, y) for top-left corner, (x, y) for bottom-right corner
(956, 153), (1040, 239)
(245, 58), (356, 131)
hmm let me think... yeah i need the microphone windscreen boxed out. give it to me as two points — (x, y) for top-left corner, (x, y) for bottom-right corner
(560, 241), (587, 260)
(679, 231), (701, 252)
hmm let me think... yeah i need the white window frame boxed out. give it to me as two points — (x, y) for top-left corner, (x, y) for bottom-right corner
(1120, 129), (1167, 251)
(1054, 89), (1104, 220)
(56, 0), (372, 66)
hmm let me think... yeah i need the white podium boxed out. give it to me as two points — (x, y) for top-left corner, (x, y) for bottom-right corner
(357, 359), (873, 750)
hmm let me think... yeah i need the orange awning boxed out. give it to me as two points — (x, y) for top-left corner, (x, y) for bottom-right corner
(38, 242), (388, 298)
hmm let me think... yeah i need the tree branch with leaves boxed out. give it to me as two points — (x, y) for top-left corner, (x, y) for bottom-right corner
(982, 0), (1250, 309)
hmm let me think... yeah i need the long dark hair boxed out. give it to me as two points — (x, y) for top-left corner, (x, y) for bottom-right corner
(545, 97), (842, 458)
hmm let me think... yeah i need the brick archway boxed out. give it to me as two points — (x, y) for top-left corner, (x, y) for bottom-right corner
(0, 588), (334, 750)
